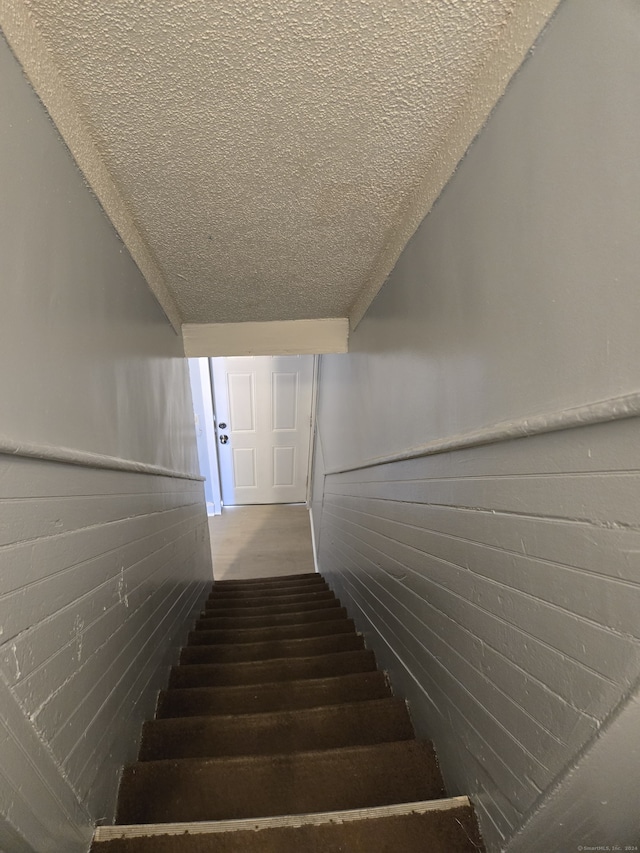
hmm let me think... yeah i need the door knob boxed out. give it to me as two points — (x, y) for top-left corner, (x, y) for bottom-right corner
(219, 434), (229, 444)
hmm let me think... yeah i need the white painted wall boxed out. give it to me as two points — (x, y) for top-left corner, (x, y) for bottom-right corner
(0, 34), (211, 852)
(319, 0), (640, 475)
(314, 1), (640, 850)
(0, 39), (195, 473)
(188, 359), (222, 515)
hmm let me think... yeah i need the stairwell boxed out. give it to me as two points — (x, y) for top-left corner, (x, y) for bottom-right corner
(91, 572), (485, 852)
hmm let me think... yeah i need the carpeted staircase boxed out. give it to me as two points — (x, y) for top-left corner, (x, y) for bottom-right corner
(91, 572), (484, 852)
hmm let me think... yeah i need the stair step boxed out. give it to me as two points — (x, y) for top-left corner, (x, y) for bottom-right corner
(206, 590), (336, 608)
(141, 698), (413, 761)
(180, 633), (364, 665)
(202, 599), (341, 618)
(116, 740), (446, 824)
(93, 798), (483, 852)
(195, 606), (348, 631)
(169, 649), (377, 689)
(213, 572), (321, 587)
(187, 618), (356, 646)
(210, 581), (330, 600)
(156, 670), (392, 718)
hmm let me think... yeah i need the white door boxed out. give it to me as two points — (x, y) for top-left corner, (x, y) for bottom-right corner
(210, 355), (314, 505)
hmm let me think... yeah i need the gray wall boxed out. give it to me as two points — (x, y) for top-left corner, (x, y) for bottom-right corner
(0, 35), (211, 852)
(314, 1), (640, 850)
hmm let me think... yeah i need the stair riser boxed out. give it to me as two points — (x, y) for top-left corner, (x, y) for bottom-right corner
(180, 634), (364, 665)
(169, 650), (377, 689)
(155, 671), (392, 718)
(93, 805), (482, 853)
(187, 619), (355, 646)
(203, 599), (341, 618)
(206, 591), (336, 608)
(140, 698), (413, 761)
(116, 741), (445, 824)
(195, 607), (348, 631)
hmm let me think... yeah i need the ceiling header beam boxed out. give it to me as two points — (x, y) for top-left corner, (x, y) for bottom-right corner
(182, 319), (349, 358)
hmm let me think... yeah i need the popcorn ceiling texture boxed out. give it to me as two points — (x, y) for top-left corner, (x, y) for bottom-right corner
(0, 0), (183, 330)
(5, 0), (559, 327)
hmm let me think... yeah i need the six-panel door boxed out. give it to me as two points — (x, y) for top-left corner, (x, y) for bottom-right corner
(210, 355), (314, 505)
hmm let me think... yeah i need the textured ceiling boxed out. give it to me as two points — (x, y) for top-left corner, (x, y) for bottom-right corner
(6, 0), (558, 327)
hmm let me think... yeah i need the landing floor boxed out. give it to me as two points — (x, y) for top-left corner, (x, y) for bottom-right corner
(207, 504), (316, 581)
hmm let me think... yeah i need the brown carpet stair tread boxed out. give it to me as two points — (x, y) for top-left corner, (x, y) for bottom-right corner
(169, 649), (377, 689)
(93, 801), (481, 852)
(156, 670), (392, 718)
(140, 697), (414, 760)
(116, 740), (446, 824)
(195, 605), (348, 630)
(203, 598), (341, 617)
(180, 633), (364, 665)
(213, 572), (322, 587)
(98, 572), (484, 851)
(210, 581), (330, 599)
(187, 617), (356, 645)
(209, 580), (329, 595)
(206, 590), (336, 607)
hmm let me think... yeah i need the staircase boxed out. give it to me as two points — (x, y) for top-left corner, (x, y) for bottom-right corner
(92, 572), (484, 852)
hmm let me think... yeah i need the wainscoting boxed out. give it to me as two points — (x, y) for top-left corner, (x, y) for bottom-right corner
(315, 415), (640, 851)
(0, 453), (211, 852)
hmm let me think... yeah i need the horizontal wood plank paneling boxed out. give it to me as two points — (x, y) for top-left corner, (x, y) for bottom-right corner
(322, 522), (601, 745)
(323, 507), (638, 683)
(0, 454), (211, 850)
(0, 489), (199, 548)
(325, 498), (640, 632)
(316, 416), (640, 851)
(327, 472), (640, 527)
(0, 673), (93, 853)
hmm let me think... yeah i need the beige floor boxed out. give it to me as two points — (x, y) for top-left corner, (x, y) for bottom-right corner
(208, 504), (316, 581)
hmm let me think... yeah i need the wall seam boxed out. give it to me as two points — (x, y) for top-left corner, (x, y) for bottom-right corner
(504, 667), (640, 848)
(0, 670), (93, 826)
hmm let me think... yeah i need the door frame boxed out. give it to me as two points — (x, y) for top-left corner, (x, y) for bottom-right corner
(208, 355), (319, 507)
(305, 355), (320, 508)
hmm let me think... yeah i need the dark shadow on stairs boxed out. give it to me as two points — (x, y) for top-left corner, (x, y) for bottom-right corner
(91, 572), (485, 852)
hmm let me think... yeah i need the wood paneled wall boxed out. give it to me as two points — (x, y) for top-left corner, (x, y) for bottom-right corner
(0, 28), (212, 852)
(316, 416), (640, 850)
(0, 456), (210, 851)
